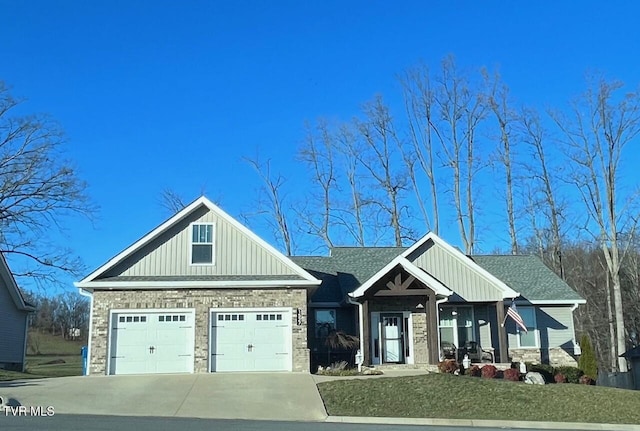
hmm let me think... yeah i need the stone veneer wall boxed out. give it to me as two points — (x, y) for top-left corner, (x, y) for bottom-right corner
(509, 348), (578, 366)
(90, 288), (308, 375)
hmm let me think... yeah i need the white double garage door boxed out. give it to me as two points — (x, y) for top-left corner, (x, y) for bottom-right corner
(109, 308), (292, 375)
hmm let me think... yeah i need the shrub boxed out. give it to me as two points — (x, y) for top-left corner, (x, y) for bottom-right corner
(527, 363), (554, 383)
(554, 373), (567, 383)
(503, 367), (520, 382)
(579, 375), (595, 385)
(555, 366), (583, 384)
(578, 334), (598, 379)
(468, 365), (481, 377)
(481, 364), (498, 379)
(438, 359), (459, 374)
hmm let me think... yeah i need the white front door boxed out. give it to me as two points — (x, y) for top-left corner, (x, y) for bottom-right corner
(109, 310), (195, 375)
(381, 314), (404, 363)
(210, 308), (292, 372)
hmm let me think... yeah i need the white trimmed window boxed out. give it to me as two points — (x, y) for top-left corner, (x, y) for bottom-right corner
(191, 223), (214, 264)
(517, 306), (538, 348)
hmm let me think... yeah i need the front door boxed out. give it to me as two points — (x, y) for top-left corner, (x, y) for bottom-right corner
(381, 313), (404, 363)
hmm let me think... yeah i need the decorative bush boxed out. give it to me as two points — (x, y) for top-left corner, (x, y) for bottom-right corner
(438, 359), (459, 374)
(554, 373), (567, 383)
(468, 365), (481, 377)
(481, 364), (498, 379)
(555, 366), (583, 384)
(579, 375), (595, 385)
(578, 334), (598, 379)
(527, 363), (554, 383)
(503, 367), (520, 382)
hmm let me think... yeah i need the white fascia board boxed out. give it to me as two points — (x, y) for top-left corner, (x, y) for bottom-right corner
(78, 196), (319, 284)
(348, 255), (453, 298)
(406, 232), (520, 299)
(349, 255), (406, 298)
(75, 279), (321, 290)
(78, 197), (209, 283)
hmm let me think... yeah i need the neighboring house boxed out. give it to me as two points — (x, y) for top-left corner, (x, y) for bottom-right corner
(0, 253), (35, 372)
(77, 197), (585, 375)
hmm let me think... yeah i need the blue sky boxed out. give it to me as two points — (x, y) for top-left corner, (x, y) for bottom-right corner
(1, 1), (639, 292)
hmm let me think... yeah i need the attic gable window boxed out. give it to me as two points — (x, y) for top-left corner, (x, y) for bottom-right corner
(191, 223), (214, 265)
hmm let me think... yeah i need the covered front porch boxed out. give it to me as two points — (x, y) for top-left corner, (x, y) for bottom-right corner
(350, 259), (512, 367)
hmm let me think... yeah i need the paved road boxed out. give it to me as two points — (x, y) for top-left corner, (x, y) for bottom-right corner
(0, 414), (596, 431)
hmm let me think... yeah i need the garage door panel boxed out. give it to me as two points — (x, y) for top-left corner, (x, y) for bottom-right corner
(211, 309), (291, 372)
(110, 311), (195, 375)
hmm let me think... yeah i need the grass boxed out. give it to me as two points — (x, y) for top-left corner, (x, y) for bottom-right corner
(317, 373), (640, 424)
(0, 332), (85, 381)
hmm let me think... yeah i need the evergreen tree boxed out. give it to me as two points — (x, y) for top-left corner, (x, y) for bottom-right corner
(578, 334), (598, 378)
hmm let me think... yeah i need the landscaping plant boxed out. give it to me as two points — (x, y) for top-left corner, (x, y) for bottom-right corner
(437, 359), (458, 374)
(577, 334), (598, 379)
(503, 367), (520, 382)
(481, 364), (498, 379)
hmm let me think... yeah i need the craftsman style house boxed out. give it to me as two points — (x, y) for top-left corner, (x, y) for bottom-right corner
(77, 196), (584, 375)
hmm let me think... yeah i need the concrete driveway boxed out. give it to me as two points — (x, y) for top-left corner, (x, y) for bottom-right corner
(0, 373), (327, 421)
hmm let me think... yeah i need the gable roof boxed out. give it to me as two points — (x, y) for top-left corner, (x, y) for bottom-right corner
(470, 255), (585, 303)
(76, 196), (320, 289)
(349, 232), (519, 299)
(0, 253), (35, 312)
(294, 233), (583, 304)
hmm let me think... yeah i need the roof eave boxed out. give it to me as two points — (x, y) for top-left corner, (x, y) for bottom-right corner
(75, 279), (322, 290)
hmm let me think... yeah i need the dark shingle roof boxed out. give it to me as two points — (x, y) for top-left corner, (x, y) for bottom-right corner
(292, 248), (406, 302)
(470, 255), (583, 302)
(293, 248), (583, 303)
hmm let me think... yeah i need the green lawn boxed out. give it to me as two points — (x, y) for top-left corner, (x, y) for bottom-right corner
(0, 332), (84, 381)
(317, 373), (640, 424)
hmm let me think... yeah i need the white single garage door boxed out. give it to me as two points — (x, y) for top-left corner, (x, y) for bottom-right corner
(210, 308), (292, 372)
(109, 310), (195, 375)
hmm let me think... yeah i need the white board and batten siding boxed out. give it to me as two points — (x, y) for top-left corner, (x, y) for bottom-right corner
(410, 240), (504, 301)
(116, 208), (298, 277)
(109, 309), (195, 375)
(209, 308), (292, 372)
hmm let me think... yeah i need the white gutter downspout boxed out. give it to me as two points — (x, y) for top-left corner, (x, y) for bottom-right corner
(570, 303), (581, 355)
(436, 297), (449, 361)
(78, 287), (93, 376)
(347, 296), (365, 372)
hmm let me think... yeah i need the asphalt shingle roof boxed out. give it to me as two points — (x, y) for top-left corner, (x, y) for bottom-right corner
(470, 255), (583, 301)
(293, 248), (583, 303)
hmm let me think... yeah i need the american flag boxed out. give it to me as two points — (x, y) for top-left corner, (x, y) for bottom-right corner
(506, 302), (528, 333)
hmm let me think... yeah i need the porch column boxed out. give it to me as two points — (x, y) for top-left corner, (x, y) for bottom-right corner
(426, 291), (439, 364)
(496, 300), (508, 363)
(361, 299), (370, 365)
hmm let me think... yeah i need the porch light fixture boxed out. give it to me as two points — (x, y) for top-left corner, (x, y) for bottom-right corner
(415, 303), (425, 309)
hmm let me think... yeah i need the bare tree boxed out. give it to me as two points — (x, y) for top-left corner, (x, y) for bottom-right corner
(519, 107), (567, 278)
(245, 157), (294, 255)
(159, 188), (188, 213)
(297, 120), (336, 249)
(552, 77), (640, 371)
(399, 64), (441, 234)
(0, 82), (95, 286)
(352, 95), (411, 246)
(487, 73), (519, 254)
(435, 57), (488, 253)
